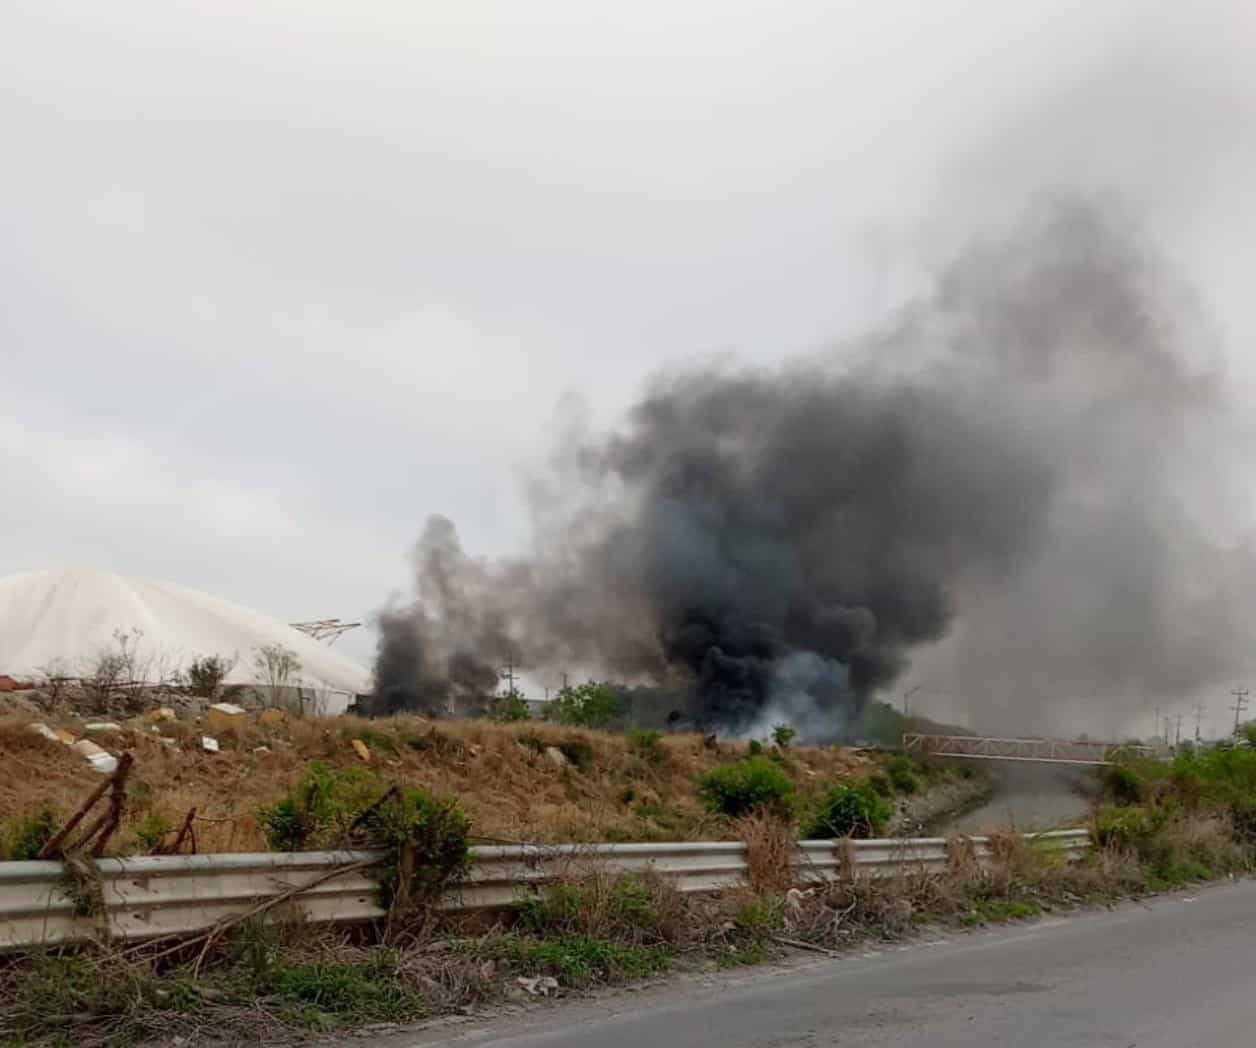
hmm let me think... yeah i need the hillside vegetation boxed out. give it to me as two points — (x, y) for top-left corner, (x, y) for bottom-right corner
(0, 713), (970, 857)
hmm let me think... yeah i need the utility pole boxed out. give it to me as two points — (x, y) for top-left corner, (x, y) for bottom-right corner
(1231, 689), (1249, 738)
(1194, 704), (1205, 744)
(1174, 714), (1182, 748)
(500, 649), (519, 694)
(1154, 706), (1160, 747)
(902, 684), (922, 717)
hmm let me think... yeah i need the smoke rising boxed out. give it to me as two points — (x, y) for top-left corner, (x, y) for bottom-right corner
(371, 197), (1253, 736)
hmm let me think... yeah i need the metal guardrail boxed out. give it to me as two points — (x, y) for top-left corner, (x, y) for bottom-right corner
(0, 830), (1090, 950)
(902, 733), (1161, 766)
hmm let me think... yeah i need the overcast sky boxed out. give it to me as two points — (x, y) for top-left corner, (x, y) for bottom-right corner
(4, 1), (1256, 719)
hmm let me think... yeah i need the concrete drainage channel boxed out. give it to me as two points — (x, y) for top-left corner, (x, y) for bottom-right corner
(0, 830), (1090, 950)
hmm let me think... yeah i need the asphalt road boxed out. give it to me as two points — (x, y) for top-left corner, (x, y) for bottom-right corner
(388, 879), (1256, 1048)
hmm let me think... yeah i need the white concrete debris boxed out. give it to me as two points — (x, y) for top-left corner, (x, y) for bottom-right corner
(201, 736), (220, 753)
(30, 721), (119, 772)
(72, 738), (119, 774)
(27, 722), (60, 743)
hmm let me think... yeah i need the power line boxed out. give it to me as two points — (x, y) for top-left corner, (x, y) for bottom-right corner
(289, 618), (362, 645)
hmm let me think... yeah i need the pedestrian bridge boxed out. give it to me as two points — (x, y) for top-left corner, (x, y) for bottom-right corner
(901, 733), (1160, 766)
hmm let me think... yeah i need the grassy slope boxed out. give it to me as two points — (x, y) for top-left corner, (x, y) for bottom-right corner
(0, 714), (885, 854)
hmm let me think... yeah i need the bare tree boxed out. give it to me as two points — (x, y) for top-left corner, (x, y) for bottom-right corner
(36, 658), (73, 709)
(253, 643), (303, 714)
(81, 637), (129, 715)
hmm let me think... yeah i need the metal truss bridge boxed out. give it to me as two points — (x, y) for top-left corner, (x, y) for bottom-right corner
(902, 733), (1160, 766)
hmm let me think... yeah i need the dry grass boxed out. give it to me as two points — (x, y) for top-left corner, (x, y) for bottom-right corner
(0, 714), (870, 854)
(736, 810), (796, 895)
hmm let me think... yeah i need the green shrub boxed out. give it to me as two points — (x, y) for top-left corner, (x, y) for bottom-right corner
(627, 727), (665, 764)
(544, 681), (625, 728)
(885, 755), (920, 795)
(771, 723), (797, 749)
(489, 689), (531, 722)
(1093, 804), (1155, 850)
(258, 762), (379, 851)
(747, 739), (764, 757)
(696, 756), (796, 818)
(1103, 763), (1146, 805)
(805, 781), (892, 839)
(257, 763), (469, 913)
(354, 787), (471, 911)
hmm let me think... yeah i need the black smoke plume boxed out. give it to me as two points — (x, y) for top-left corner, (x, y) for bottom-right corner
(370, 198), (1254, 736)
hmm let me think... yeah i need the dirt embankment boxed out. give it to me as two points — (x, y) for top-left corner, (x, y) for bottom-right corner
(0, 713), (879, 854)
(890, 767), (995, 835)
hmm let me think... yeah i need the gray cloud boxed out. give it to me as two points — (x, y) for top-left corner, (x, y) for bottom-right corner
(4, 2), (1256, 729)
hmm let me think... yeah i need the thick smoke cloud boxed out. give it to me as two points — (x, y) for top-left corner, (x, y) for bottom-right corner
(372, 197), (1252, 736)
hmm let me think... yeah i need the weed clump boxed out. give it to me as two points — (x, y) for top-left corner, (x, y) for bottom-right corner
(697, 756), (795, 819)
(0, 806), (58, 860)
(518, 872), (682, 944)
(885, 755), (921, 795)
(480, 934), (670, 989)
(229, 931), (428, 1026)
(733, 894), (787, 937)
(627, 727), (665, 765)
